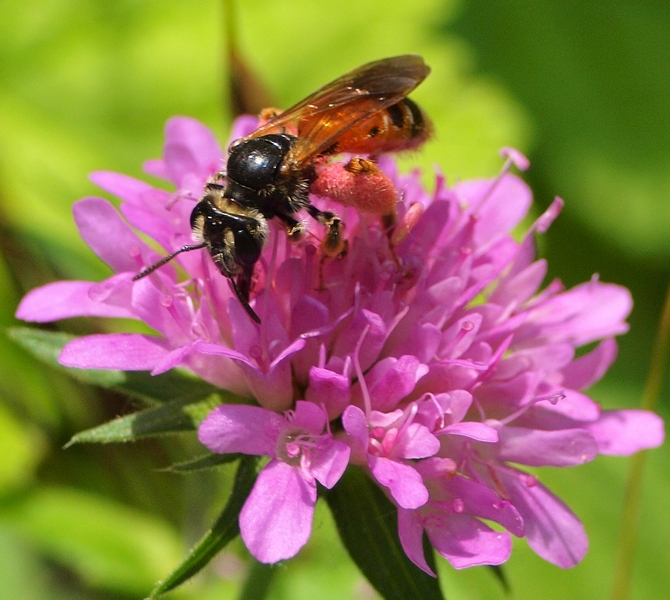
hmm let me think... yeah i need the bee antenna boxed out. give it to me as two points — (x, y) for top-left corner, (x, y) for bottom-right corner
(133, 243), (207, 281)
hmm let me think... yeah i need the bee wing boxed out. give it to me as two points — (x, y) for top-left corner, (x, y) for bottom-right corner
(245, 55), (430, 166)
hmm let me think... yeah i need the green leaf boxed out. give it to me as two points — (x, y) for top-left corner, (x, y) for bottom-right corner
(66, 394), (223, 445)
(8, 326), (223, 404)
(150, 455), (261, 598)
(163, 452), (242, 473)
(0, 486), (182, 596)
(325, 466), (444, 600)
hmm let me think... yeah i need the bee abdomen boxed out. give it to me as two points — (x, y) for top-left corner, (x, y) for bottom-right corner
(332, 97), (431, 155)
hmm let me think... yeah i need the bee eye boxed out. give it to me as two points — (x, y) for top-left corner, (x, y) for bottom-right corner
(233, 227), (262, 268)
(226, 135), (294, 191)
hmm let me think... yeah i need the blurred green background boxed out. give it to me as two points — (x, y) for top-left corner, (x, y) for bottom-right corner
(0, 0), (668, 598)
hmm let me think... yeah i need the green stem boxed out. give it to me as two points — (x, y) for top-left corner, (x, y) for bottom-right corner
(610, 278), (670, 600)
(237, 560), (275, 600)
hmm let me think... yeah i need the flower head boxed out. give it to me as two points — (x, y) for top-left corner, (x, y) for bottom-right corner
(17, 116), (664, 570)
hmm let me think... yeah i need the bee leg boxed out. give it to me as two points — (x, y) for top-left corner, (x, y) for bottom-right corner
(305, 205), (346, 257)
(391, 202), (424, 245)
(207, 171), (226, 185)
(275, 212), (306, 241)
(380, 211), (402, 269)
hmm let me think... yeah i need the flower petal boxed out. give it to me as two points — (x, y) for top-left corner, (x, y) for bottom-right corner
(561, 339), (618, 390)
(369, 456), (428, 509)
(362, 355), (427, 412)
(198, 404), (283, 456)
(240, 460), (316, 563)
(498, 468), (587, 568)
(445, 475), (524, 536)
(585, 409), (665, 455)
(73, 198), (150, 273)
(310, 438), (350, 489)
(398, 508), (435, 576)
(59, 334), (170, 370)
(442, 422), (499, 442)
(305, 367), (351, 420)
(427, 512), (512, 569)
(90, 171), (154, 205)
(162, 116), (223, 185)
(496, 426), (598, 467)
(16, 281), (136, 322)
(397, 423), (440, 459)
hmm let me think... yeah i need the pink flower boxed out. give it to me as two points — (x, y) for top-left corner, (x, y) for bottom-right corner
(16, 116), (664, 570)
(198, 400), (350, 562)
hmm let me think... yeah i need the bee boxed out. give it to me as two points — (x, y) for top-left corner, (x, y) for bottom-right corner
(134, 55), (431, 323)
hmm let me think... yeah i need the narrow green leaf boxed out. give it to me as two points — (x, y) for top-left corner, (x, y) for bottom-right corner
(163, 452), (242, 473)
(66, 394), (223, 444)
(118, 370), (221, 405)
(324, 466), (444, 600)
(150, 455), (261, 598)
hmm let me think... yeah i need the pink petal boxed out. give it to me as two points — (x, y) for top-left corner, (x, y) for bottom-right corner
(497, 426), (598, 467)
(445, 476), (524, 536)
(162, 117), (223, 186)
(495, 343), (574, 380)
(397, 423), (440, 459)
(534, 388), (602, 422)
(341, 405), (369, 449)
(292, 400), (327, 432)
(310, 439), (350, 489)
(197, 337), (298, 412)
(561, 339), (618, 390)
(363, 355), (427, 412)
(369, 456), (428, 509)
(16, 281), (136, 322)
(500, 147), (530, 171)
(240, 460), (316, 563)
(120, 202), (180, 250)
(427, 512), (512, 569)
(305, 367), (351, 420)
(332, 309), (387, 371)
(59, 333), (170, 370)
(229, 115), (260, 142)
(130, 277), (191, 343)
(586, 409), (665, 455)
(398, 508), (435, 576)
(198, 404), (283, 456)
(73, 198), (149, 273)
(532, 197), (564, 234)
(456, 174), (532, 250)
(143, 158), (169, 180)
(151, 341), (199, 375)
(519, 281), (632, 347)
(498, 469), (587, 568)
(490, 259), (547, 308)
(388, 322), (442, 364)
(442, 422), (499, 442)
(89, 171), (154, 205)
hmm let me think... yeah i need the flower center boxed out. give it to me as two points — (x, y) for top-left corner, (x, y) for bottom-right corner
(277, 428), (316, 467)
